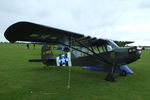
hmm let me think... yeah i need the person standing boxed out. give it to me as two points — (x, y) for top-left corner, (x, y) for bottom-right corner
(27, 44), (29, 49)
(33, 44), (35, 49)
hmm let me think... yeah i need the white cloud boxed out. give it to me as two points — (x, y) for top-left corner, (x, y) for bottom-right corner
(0, 0), (150, 42)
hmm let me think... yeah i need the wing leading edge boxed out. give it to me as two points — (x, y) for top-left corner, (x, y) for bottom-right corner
(4, 21), (84, 44)
(4, 21), (109, 47)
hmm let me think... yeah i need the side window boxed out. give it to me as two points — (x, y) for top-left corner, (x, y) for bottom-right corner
(72, 50), (82, 57)
(98, 46), (105, 53)
(97, 45), (109, 53)
(82, 48), (89, 56)
(91, 46), (99, 54)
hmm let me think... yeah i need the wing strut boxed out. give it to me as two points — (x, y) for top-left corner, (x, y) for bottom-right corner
(60, 37), (112, 65)
(73, 37), (112, 65)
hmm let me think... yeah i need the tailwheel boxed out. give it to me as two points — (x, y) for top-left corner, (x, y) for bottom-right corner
(120, 70), (127, 76)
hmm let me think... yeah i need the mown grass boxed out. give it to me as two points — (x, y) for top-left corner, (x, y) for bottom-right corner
(0, 43), (150, 100)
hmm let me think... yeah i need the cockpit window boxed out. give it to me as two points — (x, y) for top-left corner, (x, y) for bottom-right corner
(107, 40), (119, 49)
(107, 45), (113, 51)
(97, 45), (107, 53)
(72, 40), (118, 57)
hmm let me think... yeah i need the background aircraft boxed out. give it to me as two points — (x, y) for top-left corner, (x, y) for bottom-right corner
(4, 21), (141, 82)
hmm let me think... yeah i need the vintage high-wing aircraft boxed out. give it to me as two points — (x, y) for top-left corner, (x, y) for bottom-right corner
(4, 21), (141, 82)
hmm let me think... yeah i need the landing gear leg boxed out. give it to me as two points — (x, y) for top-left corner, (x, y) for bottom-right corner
(120, 70), (127, 76)
(105, 67), (116, 82)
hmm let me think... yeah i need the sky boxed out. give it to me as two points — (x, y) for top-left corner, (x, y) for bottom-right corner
(0, 0), (150, 42)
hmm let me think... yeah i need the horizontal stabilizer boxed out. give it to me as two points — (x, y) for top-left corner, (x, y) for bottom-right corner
(28, 59), (46, 62)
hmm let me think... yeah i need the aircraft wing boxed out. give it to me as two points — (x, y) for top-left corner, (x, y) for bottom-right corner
(4, 21), (84, 44)
(4, 21), (108, 46)
(4, 21), (114, 65)
(114, 41), (133, 47)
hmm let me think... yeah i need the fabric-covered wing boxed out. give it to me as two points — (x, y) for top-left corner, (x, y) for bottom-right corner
(4, 21), (108, 47)
(4, 21), (84, 44)
(114, 41), (133, 47)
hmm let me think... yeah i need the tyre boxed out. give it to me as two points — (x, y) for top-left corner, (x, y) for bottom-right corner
(120, 70), (127, 76)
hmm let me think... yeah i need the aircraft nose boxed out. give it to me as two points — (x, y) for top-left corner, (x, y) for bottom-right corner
(128, 46), (141, 59)
(127, 46), (142, 64)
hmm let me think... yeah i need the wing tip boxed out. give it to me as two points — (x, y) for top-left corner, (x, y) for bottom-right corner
(4, 21), (31, 42)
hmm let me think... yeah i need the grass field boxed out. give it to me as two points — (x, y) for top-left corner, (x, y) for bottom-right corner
(0, 43), (150, 100)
